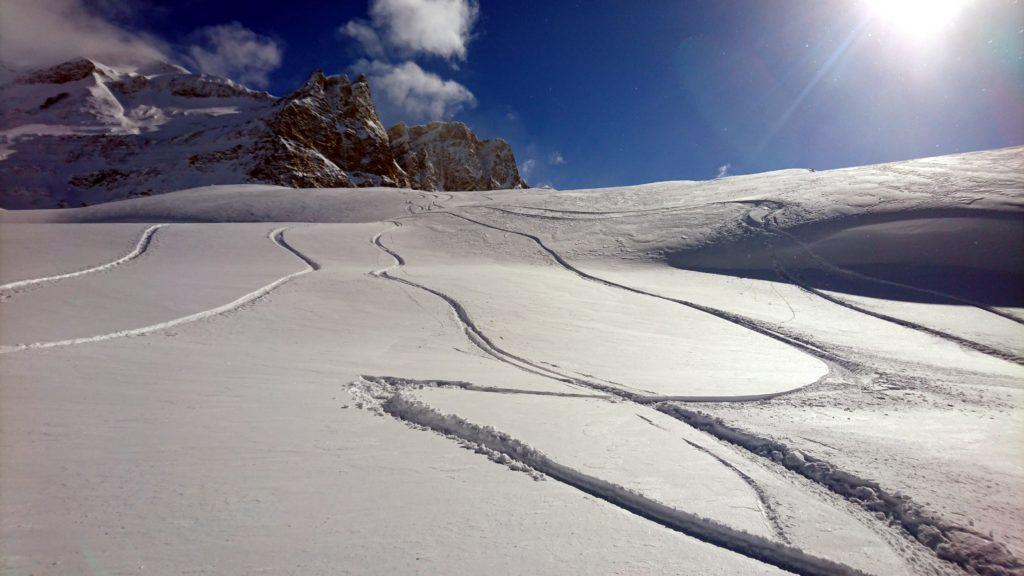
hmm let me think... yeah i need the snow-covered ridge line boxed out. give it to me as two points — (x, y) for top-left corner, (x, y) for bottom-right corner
(350, 377), (868, 576)
(0, 227), (317, 355)
(657, 404), (1023, 576)
(0, 59), (527, 209)
(0, 224), (165, 292)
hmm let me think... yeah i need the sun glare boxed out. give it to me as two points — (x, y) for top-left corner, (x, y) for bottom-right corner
(865, 0), (971, 38)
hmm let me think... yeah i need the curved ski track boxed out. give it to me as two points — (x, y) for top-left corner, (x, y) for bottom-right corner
(435, 210), (855, 373)
(369, 208), (1020, 575)
(370, 220), (815, 402)
(0, 227), (319, 355)
(0, 223), (166, 293)
(365, 222), (882, 573)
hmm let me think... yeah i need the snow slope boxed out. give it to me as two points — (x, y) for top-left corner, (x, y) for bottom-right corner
(1, 146), (1021, 575)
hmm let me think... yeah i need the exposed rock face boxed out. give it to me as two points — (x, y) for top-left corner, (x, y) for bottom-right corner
(0, 59), (526, 209)
(17, 57), (98, 84)
(389, 122), (527, 191)
(251, 71), (408, 189)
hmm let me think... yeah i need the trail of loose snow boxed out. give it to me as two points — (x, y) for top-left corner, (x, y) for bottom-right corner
(0, 223), (166, 292)
(360, 375), (606, 399)
(351, 376), (869, 576)
(0, 227), (317, 354)
(657, 404), (1024, 576)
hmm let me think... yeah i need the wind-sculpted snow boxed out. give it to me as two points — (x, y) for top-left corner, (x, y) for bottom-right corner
(751, 204), (1024, 365)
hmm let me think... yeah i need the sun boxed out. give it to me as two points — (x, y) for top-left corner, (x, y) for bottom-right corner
(865, 0), (971, 39)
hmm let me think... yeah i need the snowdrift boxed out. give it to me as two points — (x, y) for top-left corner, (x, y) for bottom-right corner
(667, 208), (1024, 306)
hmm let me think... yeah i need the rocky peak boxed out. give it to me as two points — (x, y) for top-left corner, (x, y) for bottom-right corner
(17, 58), (100, 84)
(250, 69), (408, 188)
(388, 121), (527, 191)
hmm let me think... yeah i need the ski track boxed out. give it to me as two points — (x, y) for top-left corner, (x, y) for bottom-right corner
(351, 376), (867, 576)
(434, 210), (858, 373)
(0, 227), (318, 355)
(681, 438), (791, 544)
(371, 224), (609, 393)
(364, 222), (893, 571)
(360, 375), (606, 399)
(470, 199), (752, 221)
(0, 223), (166, 293)
(777, 265), (1024, 366)
(385, 210), (1024, 573)
(370, 220), (816, 402)
(657, 404), (1024, 576)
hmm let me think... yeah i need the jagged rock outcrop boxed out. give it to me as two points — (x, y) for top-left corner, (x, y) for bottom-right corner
(251, 71), (409, 188)
(17, 57), (99, 84)
(389, 121), (526, 191)
(0, 59), (526, 209)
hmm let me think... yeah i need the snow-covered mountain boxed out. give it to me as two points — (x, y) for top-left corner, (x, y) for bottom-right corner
(0, 58), (527, 208)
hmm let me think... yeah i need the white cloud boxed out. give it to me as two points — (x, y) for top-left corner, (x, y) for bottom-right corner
(716, 163), (732, 178)
(356, 59), (476, 121)
(338, 0), (480, 122)
(0, 0), (169, 69)
(340, 20), (385, 59)
(548, 151), (566, 166)
(186, 23), (282, 88)
(369, 0), (478, 60)
(519, 158), (537, 179)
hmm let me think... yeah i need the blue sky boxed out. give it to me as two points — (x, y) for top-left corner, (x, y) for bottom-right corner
(9, 0), (1022, 189)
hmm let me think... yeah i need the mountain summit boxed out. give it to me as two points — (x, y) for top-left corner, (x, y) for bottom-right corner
(0, 60), (527, 208)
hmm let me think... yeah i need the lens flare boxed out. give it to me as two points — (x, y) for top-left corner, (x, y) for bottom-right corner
(865, 0), (970, 38)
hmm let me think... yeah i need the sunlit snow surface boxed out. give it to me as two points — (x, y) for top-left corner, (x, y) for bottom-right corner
(1, 147), (1022, 575)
